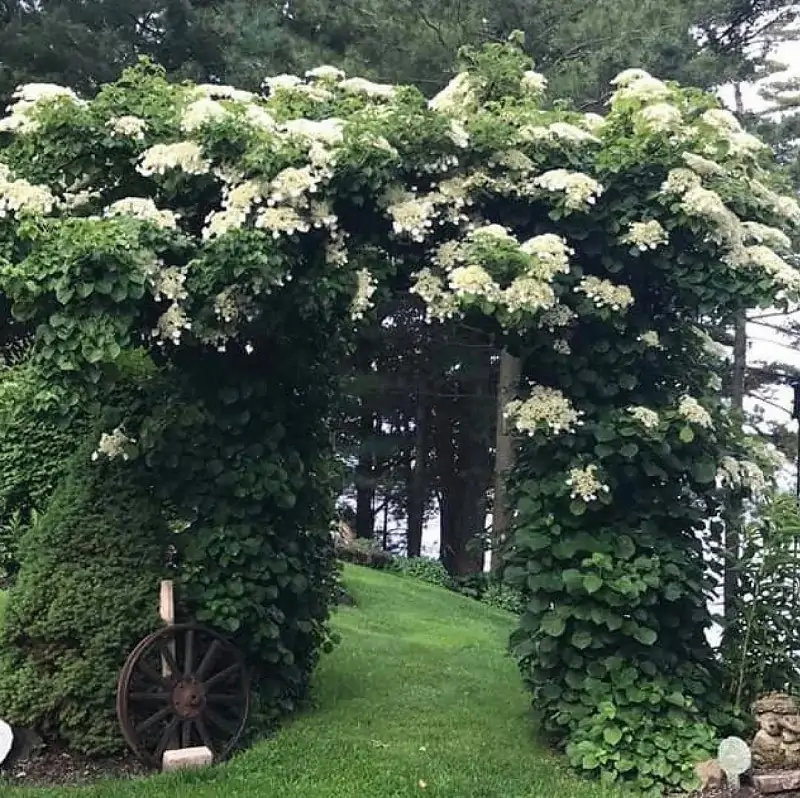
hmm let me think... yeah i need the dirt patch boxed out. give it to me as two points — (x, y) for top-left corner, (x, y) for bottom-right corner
(0, 747), (148, 788)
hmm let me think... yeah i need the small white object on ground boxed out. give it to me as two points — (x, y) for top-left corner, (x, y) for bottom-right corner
(162, 746), (214, 772)
(0, 719), (13, 765)
(718, 736), (751, 791)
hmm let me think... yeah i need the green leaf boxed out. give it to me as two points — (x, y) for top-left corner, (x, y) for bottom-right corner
(692, 459), (717, 484)
(603, 725), (623, 746)
(583, 574), (603, 594)
(571, 630), (593, 649)
(633, 626), (658, 646)
(570, 500), (586, 516)
(620, 443), (638, 458)
(541, 612), (567, 637)
(614, 535), (636, 560)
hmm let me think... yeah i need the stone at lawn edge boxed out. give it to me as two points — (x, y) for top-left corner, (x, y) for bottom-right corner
(695, 758), (724, 791)
(162, 746), (213, 772)
(0, 720), (13, 765)
(752, 771), (800, 793)
(718, 736), (751, 790)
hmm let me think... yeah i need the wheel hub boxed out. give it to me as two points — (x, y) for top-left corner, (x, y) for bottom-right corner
(171, 679), (207, 719)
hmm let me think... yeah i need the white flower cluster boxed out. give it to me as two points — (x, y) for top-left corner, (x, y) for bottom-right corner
(661, 168), (701, 196)
(745, 245), (800, 293)
(575, 276), (634, 311)
(520, 233), (574, 279)
(537, 303), (576, 331)
(91, 427), (135, 462)
(181, 97), (229, 132)
(386, 192), (438, 242)
(502, 277), (556, 315)
(622, 220), (668, 251)
(521, 70), (547, 97)
(153, 304), (192, 346)
(429, 73), (477, 116)
(533, 169), (603, 210)
(637, 102), (682, 132)
(138, 142), (209, 177)
(677, 395), (713, 428)
(0, 83), (81, 133)
(306, 65), (346, 82)
(566, 464), (610, 502)
(384, 184), (469, 242)
(196, 83), (255, 103)
(681, 152), (724, 177)
(680, 185), (742, 247)
(741, 221), (792, 252)
(409, 268), (459, 322)
(610, 70), (671, 106)
(204, 179), (263, 239)
(351, 269), (378, 320)
(214, 285), (258, 328)
(107, 115), (147, 139)
(521, 122), (599, 146)
(504, 385), (582, 436)
(717, 456), (767, 495)
(627, 405), (660, 429)
(638, 330), (662, 349)
(147, 263), (188, 303)
(750, 179), (800, 226)
(448, 265), (500, 301)
(701, 108), (765, 157)
(254, 206), (310, 238)
(105, 197), (178, 229)
(340, 77), (396, 99)
(0, 164), (56, 217)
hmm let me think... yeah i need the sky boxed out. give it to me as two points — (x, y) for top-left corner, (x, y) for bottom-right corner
(719, 27), (800, 436)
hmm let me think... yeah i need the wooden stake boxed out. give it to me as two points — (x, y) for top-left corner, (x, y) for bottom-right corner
(159, 580), (179, 753)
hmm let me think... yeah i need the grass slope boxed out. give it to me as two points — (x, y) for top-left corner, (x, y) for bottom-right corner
(6, 566), (624, 798)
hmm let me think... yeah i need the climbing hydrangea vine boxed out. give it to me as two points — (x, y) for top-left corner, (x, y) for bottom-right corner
(0, 37), (797, 789)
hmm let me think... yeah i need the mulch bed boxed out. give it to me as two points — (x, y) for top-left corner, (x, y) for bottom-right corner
(0, 747), (147, 788)
(687, 783), (800, 798)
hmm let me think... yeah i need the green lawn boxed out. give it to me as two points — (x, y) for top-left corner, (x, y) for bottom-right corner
(5, 566), (625, 798)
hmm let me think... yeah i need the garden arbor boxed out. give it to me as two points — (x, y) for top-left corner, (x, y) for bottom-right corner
(0, 38), (797, 794)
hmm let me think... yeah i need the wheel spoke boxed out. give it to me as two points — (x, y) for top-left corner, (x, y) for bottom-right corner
(194, 715), (216, 756)
(204, 662), (240, 690)
(154, 716), (180, 761)
(206, 693), (244, 706)
(181, 720), (192, 748)
(139, 659), (172, 687)
(196, 639), (221, 680)
(135, 705), (173, 735)
(205, 708), (238, 735)
(184, 629), (195, 677)
(129, 692), (171, 702)
(161, 643), (179, 677)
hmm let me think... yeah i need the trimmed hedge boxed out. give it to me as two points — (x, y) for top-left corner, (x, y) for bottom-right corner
(0, 448), (167, 754)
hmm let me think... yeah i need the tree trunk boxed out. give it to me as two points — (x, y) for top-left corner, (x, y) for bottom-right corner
(725, 310), (747, 625)
(406, 390), (427, 558)
(435, 397), (489, 576)
(355, 411), (376, 540)
(491, 350), (522, 573)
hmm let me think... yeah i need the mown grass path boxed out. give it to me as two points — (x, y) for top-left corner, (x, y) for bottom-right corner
(6, 566), (625, 797)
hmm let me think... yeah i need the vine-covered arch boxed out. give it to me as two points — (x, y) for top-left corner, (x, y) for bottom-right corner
(0, 38), (795, 792)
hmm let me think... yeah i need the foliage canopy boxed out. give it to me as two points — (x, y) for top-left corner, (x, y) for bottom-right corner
(0, 36), (797, 790)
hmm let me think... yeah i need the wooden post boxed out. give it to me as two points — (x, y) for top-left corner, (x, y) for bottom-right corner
(159, 580), (178, 754)
(159, 580), (176, 679)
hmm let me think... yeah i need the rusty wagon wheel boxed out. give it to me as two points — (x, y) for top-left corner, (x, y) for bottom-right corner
(117, 623), (250, 768)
